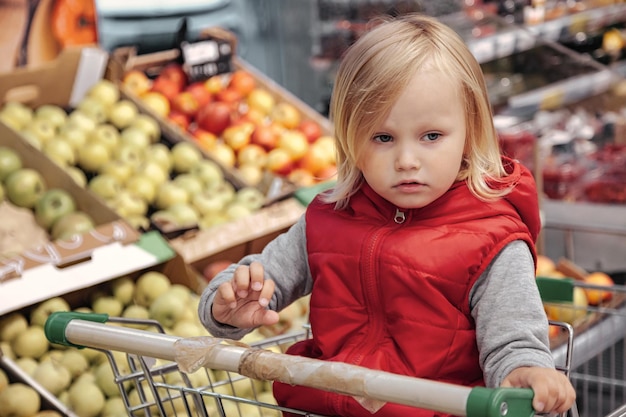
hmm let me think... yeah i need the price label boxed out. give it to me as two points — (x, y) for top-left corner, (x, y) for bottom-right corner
(180, 38), (234, 82)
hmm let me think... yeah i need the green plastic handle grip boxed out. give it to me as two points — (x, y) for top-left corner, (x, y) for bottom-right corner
(467, 386), (535, 417)
(44, 311), (109, 349)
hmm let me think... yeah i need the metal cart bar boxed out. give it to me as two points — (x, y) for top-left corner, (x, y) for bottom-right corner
(45, 312), (535, 417)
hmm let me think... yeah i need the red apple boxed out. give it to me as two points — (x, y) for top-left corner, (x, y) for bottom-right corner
(266, 148), (294, 176)
(204, 74), (225, 94)
(171, 91), (200, 117)
(228, 70), (257, 97)
(185, 82), (213, 107)
(196, 101), (232, 135)
(159, 63), (187, 91)
(150, 77), (180, 101)
(223, 123), (254, 152)
(299, 143), (332, 176)
(122, 70), (152, 96)
(216, 88), (243, 108)
(316, 165), (338, 182)
(237, 144), (268, 167)
(278, 130), (309, 161)
(288, 168), (317, 187)
(298, 119), (323, 143)
(247, 88), (275, 116)
(168, 110), (191, 131)
(140, 92), (170, 118)
(250, 124), (278, 151)
(271, 102), (301, 130)
(189, 127), (218, 151)
(203, 260), (233, 281)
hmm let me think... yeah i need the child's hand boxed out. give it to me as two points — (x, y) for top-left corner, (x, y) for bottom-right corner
(212, 261), (280, 329)
(501, 366), (576, 414)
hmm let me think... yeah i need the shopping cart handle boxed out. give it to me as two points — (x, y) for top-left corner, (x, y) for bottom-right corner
(467, 386), (534, 417)
(45, 311), (109, 349)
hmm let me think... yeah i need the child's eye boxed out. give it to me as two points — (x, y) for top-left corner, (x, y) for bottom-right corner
(373, 134), (393, 143)
(423, 132), (441, 142)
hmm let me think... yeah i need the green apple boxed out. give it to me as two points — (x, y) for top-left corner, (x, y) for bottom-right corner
(57, 123), (89, 151)
(145, 143), (172, 172)
(189, 159), (224, 189)
(125, 214), (150, 230)
(168, 203), (200, 227)
(67, 110), (97, 133)
(76, 96), (108, 124)
(0, 312), (28, 342)
(42, 137), (76, 167)
(99, 160), (135, 185)
(77, 140), (111, 172)
(92, 296), (124, 316)
(149, 291), (186, 328)
(51, 211), (96, 241)
(67, 380), (106, 417)
(35, 104), (67, 129)
(33, 360), (72, 395)
(30, 297), (71, 327)
(87, 79), (120, 108)
(171, 141), (202, 174)
(0, 383), (41, 417)
(94, 361), (122, 398)
(135, 160), (169, 187)
(88, 174), (123, 200)
(125, 174), (157, 204)
(14, 357), (38, 376)
(121, 304), (150, 329)
(111, 276), (135, 306)
(64, 166), (87, 187)
(4, 168), (47, 208)
(109, 190), (148, 217)
(21, 118), (56, 145)
(102, 397), (127, 417)
(134, 271), (171, 307)
(0, 101), (33, 131)
(120, 126), (150, 149)
(212, 181), (236, 205)
(130, 113), (161, 143)
(192, 191), (226, 216)
(235, 186), (266, 211)
(225, 201), (253, 221)
(108, 99), (138, 130)
(90, 123), (120, 152)
(18, 129), (43, 149)
(34, 188), (77, 230)
(0, 146), (23, 181)
(173, 173), (204, 196)
(11, 326), (49, 359)
(59, 349), (90, 380)
(155, 181), (190, 210)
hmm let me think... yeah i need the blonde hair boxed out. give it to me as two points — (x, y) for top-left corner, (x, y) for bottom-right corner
(323, 13), (511, 209)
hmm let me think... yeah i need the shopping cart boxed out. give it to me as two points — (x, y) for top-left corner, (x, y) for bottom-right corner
(44, 311), (557, 417)
(540, 275), (626, 417)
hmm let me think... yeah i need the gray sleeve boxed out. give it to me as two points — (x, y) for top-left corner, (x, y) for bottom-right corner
(470, 240), (555, 388)
(198, 214), (312, 339)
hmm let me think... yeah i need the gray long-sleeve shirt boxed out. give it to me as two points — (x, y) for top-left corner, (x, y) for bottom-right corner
(198, 215), (555, 388)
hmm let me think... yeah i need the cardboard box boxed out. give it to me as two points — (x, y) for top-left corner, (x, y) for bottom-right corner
(168, 197), (305, 277)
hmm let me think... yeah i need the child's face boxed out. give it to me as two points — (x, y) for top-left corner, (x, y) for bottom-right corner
(359, 70), (466, 209)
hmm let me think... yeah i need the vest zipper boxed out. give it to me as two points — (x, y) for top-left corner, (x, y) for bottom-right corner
(394, 208), (406, 224)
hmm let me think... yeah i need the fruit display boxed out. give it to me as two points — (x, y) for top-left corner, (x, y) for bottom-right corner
(0, 268), (310, 417)
(0, 366), (63, 417)
(0, 145), (97, 259)
(0, 79), (270, 235)
(117, 55), (338, 190)
(535, 254), (619, 343)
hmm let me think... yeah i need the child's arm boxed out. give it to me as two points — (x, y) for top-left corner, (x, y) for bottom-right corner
(198, 215), (312, 338)
(501, 366), (576, 414)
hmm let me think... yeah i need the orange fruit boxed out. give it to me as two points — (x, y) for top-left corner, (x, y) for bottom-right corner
(584, 272), (614, 305)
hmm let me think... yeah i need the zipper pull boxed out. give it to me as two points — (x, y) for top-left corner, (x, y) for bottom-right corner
(394, 208), (406, 224)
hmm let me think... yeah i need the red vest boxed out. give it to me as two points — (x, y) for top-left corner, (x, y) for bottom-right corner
(274, 159), (540, 417)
